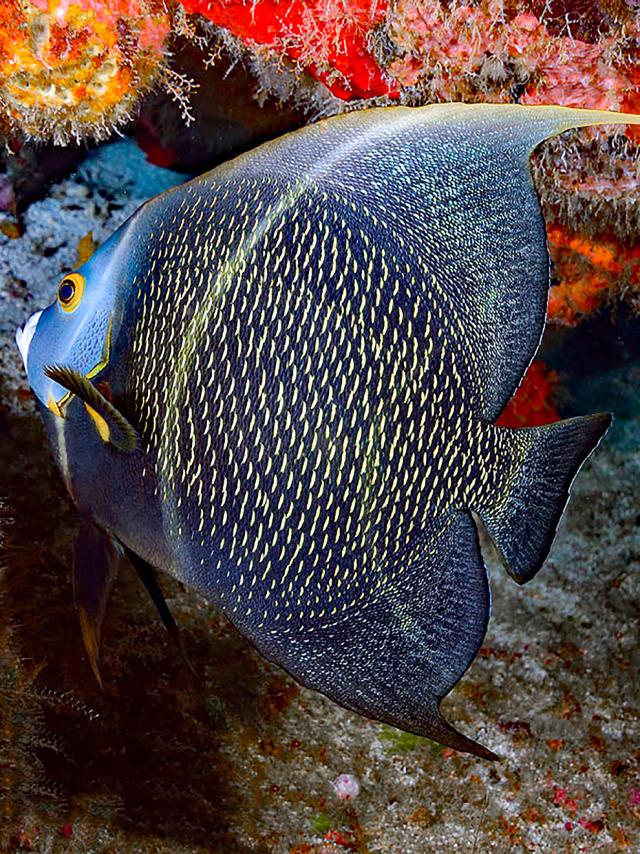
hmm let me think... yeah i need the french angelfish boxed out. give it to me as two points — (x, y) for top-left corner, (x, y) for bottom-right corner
(16, 104), (639, 759)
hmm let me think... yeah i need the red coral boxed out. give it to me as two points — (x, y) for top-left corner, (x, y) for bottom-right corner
(498, 361), (560, 428)
(547, 225), (640, 325)
(180, 0), (399, 99)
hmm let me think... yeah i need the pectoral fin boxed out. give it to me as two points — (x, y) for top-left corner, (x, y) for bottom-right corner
(73, 523), (121, 688)
(44, 364), (139, 452)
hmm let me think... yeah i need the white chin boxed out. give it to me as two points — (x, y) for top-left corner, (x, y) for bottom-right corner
(15, 310), (42, 372)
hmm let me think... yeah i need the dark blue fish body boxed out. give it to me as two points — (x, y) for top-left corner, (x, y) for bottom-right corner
(18, 104), (639, 757)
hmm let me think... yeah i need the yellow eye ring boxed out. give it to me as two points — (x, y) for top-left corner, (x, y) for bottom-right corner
(57, 273), (85, 313)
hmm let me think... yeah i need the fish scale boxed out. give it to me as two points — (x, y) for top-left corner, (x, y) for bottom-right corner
(125, 180), (488, 634)
(20, 103), (640, 758)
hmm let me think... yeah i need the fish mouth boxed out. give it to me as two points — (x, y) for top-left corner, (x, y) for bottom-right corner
(15, 311), (42, 372)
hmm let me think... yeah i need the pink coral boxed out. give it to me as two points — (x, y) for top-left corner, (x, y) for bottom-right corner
(385, 1), (639, 112)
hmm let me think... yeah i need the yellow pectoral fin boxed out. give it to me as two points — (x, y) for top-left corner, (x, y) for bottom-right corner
(44, 365), (139, 453)
(84, 403), (111, 443)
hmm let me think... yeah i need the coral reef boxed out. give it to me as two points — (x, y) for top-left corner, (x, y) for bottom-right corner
(547, 225), (640, 325)
(533, 131), (640, 325)
(0, 0), (171, 144)
(531, 0), (638, 40)
(3, 0), (636, 132)
(2, 1), (636, 330)
(534, 132), (640, 245)
(181, 1), (640, 326)
(181, 0), (640, 110)
(381, 0), (640, 111)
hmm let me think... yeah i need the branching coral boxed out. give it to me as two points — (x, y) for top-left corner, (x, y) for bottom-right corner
(0, 0), (172, 144)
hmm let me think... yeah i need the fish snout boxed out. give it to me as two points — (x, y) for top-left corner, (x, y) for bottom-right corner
(15, 311), (42, 373)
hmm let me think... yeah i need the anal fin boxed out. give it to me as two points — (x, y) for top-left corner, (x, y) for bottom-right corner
(256, 511), (497, 759)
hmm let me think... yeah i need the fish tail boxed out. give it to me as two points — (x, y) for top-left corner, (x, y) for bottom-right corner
(475, 414), (611, 584)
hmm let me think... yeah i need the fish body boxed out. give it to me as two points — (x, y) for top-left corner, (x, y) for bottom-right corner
(18, 104), (639, 757)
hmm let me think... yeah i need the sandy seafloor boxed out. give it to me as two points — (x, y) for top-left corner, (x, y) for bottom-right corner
(0, 140), (638, 854)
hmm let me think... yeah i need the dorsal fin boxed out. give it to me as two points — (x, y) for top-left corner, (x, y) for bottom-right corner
(227, 103), (640, 421)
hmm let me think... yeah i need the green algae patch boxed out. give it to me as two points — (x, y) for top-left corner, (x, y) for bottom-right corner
(378, 724), (445, 755)
(312, 813), (332, 834)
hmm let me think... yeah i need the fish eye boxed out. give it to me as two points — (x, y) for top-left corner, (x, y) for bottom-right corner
(57, 272), (85, 313)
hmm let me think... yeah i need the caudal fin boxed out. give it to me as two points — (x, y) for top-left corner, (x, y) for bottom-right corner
(476, 414), (611, 584)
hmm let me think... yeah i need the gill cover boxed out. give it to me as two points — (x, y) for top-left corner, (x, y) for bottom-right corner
(21, 226), (126, 412)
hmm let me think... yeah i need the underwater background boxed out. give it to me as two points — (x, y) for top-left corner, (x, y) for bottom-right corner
(1, 1), (639, 852)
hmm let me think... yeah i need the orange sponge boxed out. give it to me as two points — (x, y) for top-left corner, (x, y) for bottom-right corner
(0, 0), (171, 143)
